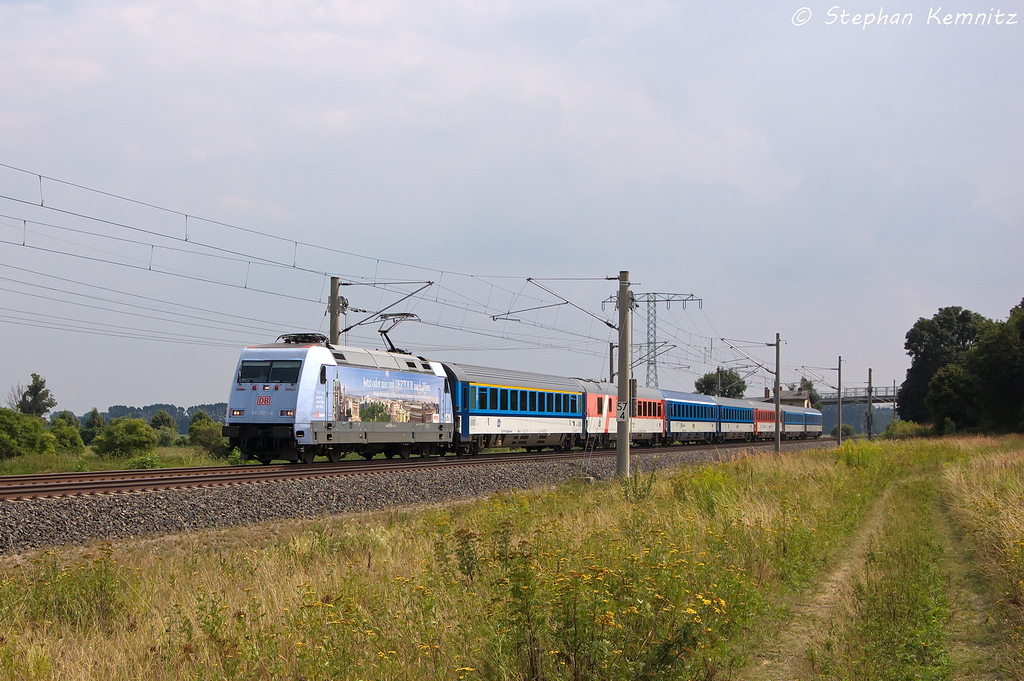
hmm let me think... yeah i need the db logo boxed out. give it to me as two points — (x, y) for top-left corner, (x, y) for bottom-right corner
(256, 396), (271, 406)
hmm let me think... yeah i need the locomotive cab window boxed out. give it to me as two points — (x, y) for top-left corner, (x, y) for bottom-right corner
(239, 360), (302, 384)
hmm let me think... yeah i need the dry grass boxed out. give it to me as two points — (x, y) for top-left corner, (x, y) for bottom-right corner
(3, 439), (1013, 680)
(943, 440), (1024, 674)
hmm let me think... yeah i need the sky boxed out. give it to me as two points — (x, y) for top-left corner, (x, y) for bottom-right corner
(0, 0), (1021, 416)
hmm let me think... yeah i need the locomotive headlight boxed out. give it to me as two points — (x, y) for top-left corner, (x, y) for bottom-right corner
(231, 409), (244, 416)
(280, 409), (295, 417)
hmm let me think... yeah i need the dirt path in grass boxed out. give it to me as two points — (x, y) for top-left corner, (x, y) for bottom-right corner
(736, 475), (1007, 681)
(937, 501), (1007, 680)
(735, 485), (896, 681)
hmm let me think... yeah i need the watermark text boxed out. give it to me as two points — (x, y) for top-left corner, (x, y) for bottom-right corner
(791, 6), (1018, 27)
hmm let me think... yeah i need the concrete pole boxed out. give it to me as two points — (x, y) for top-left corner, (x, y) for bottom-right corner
(837, 356), (843, 445)
(867, 368), (874, 440)
(616, 271), (631, 478)
(774, 333), (781, 453)
(329, 276), (341, 345)
(609, 342), (616, 383)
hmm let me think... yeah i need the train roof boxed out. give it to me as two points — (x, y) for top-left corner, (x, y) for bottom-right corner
(573, 380), (662, 400)
(660, 389), (717, 405)
(442, 362), (583, 393)
(245, 334), (438, 375)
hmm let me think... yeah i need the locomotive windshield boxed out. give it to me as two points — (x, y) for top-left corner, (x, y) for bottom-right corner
(238, 360), (302, 384)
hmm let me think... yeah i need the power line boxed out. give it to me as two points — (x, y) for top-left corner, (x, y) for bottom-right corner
(0, 261), (299, 330)
(0, 161), (560, 282)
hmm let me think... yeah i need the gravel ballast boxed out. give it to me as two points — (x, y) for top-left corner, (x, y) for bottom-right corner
(0, 442), (828, 556)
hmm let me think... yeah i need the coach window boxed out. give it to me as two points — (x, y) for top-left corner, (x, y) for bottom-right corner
(490, 388), (498, 411)
(528, 391), (536, 412)
(511, 390), (519, 411)
(555, 394), (562, 413)
(478, 388), (488, 410)
(500, 389), (509, 411)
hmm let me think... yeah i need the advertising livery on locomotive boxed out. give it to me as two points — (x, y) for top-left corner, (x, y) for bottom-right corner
(222, 333), (822, 464)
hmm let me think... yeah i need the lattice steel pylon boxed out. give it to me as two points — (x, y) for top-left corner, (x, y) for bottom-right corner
(636, 293), (701, 388)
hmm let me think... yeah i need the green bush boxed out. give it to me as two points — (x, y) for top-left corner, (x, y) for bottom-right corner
(148, 409), (178, 431)
(49, 419), (85, 455)
(830, 423), (857, 438)
(80, 408), (106, 445)
(188, 411), (228, 458)
(154, 426), (179, 447)
(91, 417), (157, 458)
(881, 420), (933, 440)
(0, 408), (55, 459)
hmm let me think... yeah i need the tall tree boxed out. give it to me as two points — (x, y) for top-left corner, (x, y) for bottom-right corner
(897, 307), (987, 423)
(15, 374), (57, 417)
(694, 368), (747, 399)
(925, 363), (980, 430)
(965, 297), (1024, 431)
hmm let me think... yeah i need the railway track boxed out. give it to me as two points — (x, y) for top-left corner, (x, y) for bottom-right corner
(0, 439), (831, 501)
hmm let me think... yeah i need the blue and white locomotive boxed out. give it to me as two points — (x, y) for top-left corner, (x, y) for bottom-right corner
(222, 333), (822, 463)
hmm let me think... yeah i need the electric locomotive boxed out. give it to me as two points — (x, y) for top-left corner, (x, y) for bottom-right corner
(222, 333), (453, 463)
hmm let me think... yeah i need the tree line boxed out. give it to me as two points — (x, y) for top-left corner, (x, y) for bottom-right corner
(897, 298), (1024, 434)
(1, 374), (230, 460)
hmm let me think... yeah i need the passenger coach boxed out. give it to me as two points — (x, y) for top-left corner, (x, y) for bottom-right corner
(443, 363), (584, 454)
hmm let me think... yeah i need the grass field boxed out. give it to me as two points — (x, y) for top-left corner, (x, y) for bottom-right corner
(0, 446), (228, 476)
(0, 436), (1022, 679)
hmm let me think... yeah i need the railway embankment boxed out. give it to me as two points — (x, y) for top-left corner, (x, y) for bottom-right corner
(0, 441), (823, 556)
